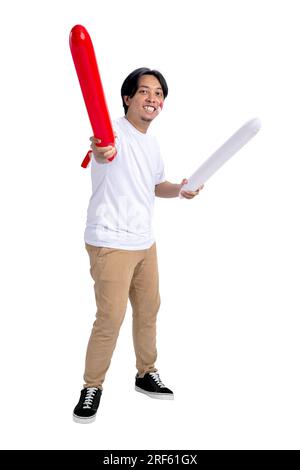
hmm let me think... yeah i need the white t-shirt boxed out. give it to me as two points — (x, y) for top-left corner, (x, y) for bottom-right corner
(84, 116), (166, 250)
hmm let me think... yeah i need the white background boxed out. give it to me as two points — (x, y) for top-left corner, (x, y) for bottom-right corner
(0, 0), (299, 450)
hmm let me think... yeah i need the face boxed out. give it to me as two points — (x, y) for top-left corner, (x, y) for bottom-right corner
(124, 75), (164, 130)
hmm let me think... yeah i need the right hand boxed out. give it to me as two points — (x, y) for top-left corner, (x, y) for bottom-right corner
(89, 136), (116, 163)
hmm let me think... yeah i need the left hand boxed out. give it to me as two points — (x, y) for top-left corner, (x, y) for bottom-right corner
(180, 179), (204, 199)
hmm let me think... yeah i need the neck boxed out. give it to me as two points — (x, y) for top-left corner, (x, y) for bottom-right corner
(125, 114), (150, 134)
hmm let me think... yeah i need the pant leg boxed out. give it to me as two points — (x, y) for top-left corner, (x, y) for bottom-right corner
(84, 244), (143, 388)
(129, 243), (161, 378)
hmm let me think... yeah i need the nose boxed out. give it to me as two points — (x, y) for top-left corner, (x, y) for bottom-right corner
(146, 91), (157, 103)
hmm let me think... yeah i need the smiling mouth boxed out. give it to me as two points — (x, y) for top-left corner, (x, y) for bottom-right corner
(143, 106), (156, 114)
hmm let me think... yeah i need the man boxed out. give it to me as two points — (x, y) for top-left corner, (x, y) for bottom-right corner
(73, 68), (203, 423)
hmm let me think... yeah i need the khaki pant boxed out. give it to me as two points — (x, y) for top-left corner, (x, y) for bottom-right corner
(83, 242), (160, 389)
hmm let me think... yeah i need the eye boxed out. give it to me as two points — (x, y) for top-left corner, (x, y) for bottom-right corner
(139, 89), (147, 94)
(156, 91), (163, 97)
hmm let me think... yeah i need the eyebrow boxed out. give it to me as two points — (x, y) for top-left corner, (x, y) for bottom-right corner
(138, 85), (163, 91)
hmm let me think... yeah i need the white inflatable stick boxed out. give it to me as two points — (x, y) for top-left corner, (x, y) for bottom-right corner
(180, 118), (261, 193)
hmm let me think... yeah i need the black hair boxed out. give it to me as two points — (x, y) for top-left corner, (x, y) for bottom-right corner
(121, 67), (168, 114)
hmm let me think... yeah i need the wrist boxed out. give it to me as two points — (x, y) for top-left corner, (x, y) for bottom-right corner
(176, 183), (181, 196)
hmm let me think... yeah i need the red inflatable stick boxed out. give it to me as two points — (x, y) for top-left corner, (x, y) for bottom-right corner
(69, 25), (116, 168)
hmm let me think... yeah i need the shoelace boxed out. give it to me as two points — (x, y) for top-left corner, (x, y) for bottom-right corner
(149, 372), (166, 388)
(83, 387), (98, 409)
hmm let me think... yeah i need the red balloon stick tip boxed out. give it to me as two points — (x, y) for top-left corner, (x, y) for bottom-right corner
(81, 150), (92, 168)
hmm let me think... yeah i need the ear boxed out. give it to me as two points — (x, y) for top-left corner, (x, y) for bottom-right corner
(124, 96), (131, 106)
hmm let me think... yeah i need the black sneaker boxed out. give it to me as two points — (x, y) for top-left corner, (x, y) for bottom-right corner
(135, 372), (174, 400)
(73, 387), (102, 423)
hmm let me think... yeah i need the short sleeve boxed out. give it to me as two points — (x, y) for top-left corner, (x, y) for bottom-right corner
(155, 143), (166, 185)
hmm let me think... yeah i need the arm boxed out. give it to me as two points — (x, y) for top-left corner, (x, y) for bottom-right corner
(155, 181), (181, 198)
(155, 179), (204, 199)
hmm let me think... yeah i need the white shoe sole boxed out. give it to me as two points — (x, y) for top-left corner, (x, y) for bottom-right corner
(135, 386), (174, 400)
(73, 413), (96, 424)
